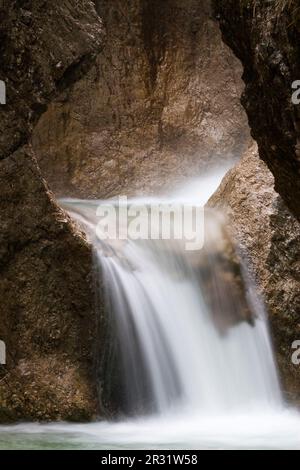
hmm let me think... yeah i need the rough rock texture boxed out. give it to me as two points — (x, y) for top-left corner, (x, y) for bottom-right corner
(0, 0), (104, 159)
(209, 145), (300, 403)
(214, 0), (300, 220)
(197, 212), (255, 334)
(32, 0), (251, 198)
(0, 1), (104, 421)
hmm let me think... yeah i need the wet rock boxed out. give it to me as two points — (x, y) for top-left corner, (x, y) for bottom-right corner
(214, 0), (300, 220)
(0, 1), (104, 159)
(209, 145), (300, 404)
(0, 1), (104, 421)
(197, 212), (255, 334)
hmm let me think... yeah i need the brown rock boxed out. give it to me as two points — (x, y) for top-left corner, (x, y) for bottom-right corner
(0, 1), (104, 421)
(209, 145), (300, 404)
(191, 211), (255, 334)
(0, 0), (104, 159)
(0, 0), (253, 421)
(32, 0), (251, 198)
(214, 0), (300, 220)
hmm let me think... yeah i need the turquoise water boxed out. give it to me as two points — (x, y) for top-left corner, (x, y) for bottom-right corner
(1, 410), (300, 450)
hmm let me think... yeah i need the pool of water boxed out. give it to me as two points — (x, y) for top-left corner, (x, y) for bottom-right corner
(1, 409), (300, 450)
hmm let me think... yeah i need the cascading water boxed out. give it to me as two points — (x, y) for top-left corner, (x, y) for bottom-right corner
(62, 198), (281, 418)
(1, 171), (300, 450)
(62, 169), (282, 419)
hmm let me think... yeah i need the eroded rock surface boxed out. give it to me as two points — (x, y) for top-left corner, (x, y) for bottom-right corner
(0, 147), (100, 421)
(214, 0), (300, 220)
(0, 1), (104, 421)
(32, 0), (251, 198)
(0, 1), (103, 159)
(209, 146), (300, 403)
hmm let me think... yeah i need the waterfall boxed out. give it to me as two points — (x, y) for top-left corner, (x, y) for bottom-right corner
(61, 171), (282, 418)
(2, 172), (300, 450)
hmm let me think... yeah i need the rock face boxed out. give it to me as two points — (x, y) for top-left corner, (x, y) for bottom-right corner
(0, 2), (104, 421)
(0, 0), (251, 423)
(0, 0), (259, 422)
(209, 146), (300, 404)
(197, 212), (255, 334)
(214, 1), (300, 221)
(32, 0), (251, 198)
(0, 1), (104, 159)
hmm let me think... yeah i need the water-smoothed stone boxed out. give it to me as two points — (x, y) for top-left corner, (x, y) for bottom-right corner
(209, 145), (300, 404)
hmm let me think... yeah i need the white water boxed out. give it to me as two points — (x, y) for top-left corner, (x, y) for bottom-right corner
(1, 170), (300, 449)
(63, 170), (281, 413)
(97, 218), (281, 416)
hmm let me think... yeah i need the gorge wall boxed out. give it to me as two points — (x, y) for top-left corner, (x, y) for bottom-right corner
(212, 0), (300, 402)
(0, 1), (251, 421)
(0, 1), (104, 422)
(214, 0), (300, 221)
(32, 0), (251, 199)
(209, 146), (300, 404)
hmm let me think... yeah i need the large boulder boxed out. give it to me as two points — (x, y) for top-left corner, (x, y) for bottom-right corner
(0, 147), (100, 421)
(0, 1), (104, 421)
(209, 145), (300, 404)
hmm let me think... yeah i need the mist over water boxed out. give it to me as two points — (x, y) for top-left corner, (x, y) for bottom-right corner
(1, 168), (300, 449)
